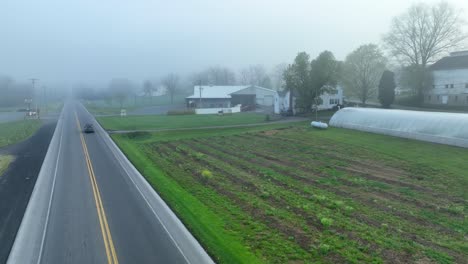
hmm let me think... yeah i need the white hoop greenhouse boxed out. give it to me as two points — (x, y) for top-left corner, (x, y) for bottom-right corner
(329, 108), (468, 148)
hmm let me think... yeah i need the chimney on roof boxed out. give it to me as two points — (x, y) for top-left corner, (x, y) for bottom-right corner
(449, 50), (468, 57)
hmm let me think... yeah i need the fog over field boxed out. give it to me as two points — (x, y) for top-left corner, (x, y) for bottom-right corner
(1, 0), (467, 86)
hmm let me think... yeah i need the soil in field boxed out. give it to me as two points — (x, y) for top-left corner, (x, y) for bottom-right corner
(121, 127), (468, 264)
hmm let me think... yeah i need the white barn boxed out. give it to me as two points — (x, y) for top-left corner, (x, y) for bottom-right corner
(186, 85), (277, 109)
(425, 51), (468, 106)
(274, 86), (344, 114)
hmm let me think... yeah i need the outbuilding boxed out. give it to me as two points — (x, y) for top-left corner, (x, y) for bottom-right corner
(186, 85), (277, 110)
(274, 86), (344, 114)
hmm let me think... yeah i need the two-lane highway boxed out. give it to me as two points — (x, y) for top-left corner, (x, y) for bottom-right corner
(8, 101), (212, 264)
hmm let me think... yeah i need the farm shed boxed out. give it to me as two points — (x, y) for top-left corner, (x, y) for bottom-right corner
(329, 108), (468, 148)
(186, 85), (276, 109)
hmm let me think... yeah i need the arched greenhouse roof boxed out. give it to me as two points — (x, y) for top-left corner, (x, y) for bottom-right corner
(329, 108), (468, 148)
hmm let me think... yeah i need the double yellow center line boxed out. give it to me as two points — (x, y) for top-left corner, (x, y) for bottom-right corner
(75, 112), (119, 264)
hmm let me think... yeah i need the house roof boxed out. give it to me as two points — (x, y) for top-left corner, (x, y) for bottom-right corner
(230, 85), (276, 95)
(430, 52), (468, 71)
(277, 90), (289, 97)
(186, 85), (276, 99)
(186, 86), (248, 99)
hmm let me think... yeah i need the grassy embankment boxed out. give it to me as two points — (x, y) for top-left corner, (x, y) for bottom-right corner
(0, 120), (42, 148)
(98, 113), (272, 131)
(0, 155), (13, 175)
(112, 124), (467, 263)
(0, 119), (41, 176)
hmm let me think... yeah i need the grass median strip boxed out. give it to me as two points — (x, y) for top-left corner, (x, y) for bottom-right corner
(0, 119), (41, 148)
(112, 125), (467, 263)
(0, 155), (14, 176)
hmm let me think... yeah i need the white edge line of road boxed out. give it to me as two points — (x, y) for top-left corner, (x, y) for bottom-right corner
(7, 105), (65, 264)
(79, 103), (214, 264)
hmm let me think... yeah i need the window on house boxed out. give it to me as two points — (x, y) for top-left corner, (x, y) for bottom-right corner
(450, 84), (454, 88)
(437, 95), (440, 101)
(432, 85), (435, 89)
(465, 83), (468, 88)
(466, 96), (468, 103)
(454, 95), (458, 102)
(445, 84), (449, 88)
(427, 95), (431, 101)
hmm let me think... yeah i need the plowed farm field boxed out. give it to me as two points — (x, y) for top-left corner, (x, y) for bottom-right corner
(113, 125), (467, 264)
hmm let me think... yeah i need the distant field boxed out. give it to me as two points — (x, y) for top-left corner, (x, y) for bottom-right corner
(98, 113), (271, 131)
(41, 102), (64, 114)
(0, 120), (41, 148)
(113, 125), (467, 263)
(0, 107), (19, 112)
(84, 94), (188, 115)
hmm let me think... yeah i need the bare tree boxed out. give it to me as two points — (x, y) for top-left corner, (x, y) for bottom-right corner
(341, 44), (387, 105)
(161, 73), (179, 104)
(383, 2), (467, 102)
(190, 66), (236, 86)
(109, 78), (134, 109)
(142, 80), (156, 104)
(271, 63), (288, 90)
(239, 65), (272, 88)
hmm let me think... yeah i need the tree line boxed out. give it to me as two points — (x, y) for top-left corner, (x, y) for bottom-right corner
(283, 1), (466, 110)
(76, 1), (466, 110)
(0, 76), (34, 107)
(75, 64), (287, 108)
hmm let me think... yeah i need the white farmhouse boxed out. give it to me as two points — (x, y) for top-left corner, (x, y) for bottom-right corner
(274, 86), (344, 114)
(425, 51), (468, 106)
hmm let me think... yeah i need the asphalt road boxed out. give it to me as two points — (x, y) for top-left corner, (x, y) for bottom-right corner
(0, 121), (57, 263)
(9, 101), (211, 264)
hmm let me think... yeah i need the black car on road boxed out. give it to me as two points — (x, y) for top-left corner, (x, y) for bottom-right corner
(83, 123), (95, 133)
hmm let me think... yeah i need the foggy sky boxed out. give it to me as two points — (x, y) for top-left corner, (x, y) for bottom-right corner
(1, 0), (467, 87)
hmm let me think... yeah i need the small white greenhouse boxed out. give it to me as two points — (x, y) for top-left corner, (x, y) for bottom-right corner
(329, 108), (468, 148)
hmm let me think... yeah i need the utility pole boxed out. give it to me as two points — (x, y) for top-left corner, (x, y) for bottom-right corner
(29, 78), (38, 89)
(315, 85), (318, 121)
(42, 86), (47, 115)
(29, 78), (38, 112)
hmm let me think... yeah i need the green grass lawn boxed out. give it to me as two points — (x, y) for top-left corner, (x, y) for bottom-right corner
(84, 94), (188, 115)
(112, 125), (468, 264)
(0, 155), (13, 176)
(98, 113), (272, 131)
(0, 120), (42, 148)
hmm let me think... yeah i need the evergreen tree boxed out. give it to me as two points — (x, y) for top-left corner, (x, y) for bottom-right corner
(378, 70), (396, 108)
